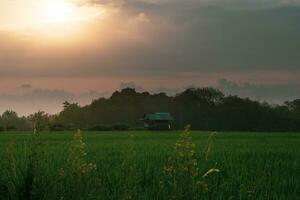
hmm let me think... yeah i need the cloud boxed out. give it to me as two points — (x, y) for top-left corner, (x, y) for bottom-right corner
(19, 84), (32, 89)
(217, 79), (300, 103)
(71, 0), (300, 74)
(0, 0), (300, 97)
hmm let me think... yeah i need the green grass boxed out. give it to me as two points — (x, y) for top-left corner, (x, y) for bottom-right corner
(0, 130), (299, 199)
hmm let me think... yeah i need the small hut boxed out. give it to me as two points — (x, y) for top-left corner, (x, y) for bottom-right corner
(141, 112), (174, 130)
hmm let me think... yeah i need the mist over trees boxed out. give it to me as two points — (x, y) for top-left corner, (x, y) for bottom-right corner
(1, 87), (300, 131)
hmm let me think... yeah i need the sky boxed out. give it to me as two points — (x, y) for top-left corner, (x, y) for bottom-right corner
(0, 0), (300, 115)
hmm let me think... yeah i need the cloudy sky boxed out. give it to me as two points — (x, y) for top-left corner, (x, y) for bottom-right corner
(0, 0), (300, 115)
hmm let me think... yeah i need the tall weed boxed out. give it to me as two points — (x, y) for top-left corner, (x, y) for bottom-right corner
(160, 125), (219, 199)
(57, 129), (99, 200)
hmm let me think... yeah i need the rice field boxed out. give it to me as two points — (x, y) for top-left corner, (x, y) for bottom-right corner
(0, 130), (299, 199)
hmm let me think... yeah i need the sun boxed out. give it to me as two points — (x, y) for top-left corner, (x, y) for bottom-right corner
(39, 1), (76, 24)
(0, 0), (104, 42)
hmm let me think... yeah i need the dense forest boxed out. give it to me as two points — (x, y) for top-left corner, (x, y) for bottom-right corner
(0, 87), (300, 131)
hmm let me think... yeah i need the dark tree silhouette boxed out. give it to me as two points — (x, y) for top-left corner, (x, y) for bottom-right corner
(1, 88), (300, 131)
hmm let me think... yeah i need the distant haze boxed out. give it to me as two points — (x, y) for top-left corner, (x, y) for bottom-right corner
(0, 0), (300, 115)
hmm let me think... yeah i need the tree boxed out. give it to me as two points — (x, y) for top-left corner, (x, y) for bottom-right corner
(58, 102), (84, 129)
(2, 110), (19, 131)
(28, 111), (50, 132)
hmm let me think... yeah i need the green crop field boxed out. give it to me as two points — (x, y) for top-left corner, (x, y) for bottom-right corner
(0, 130), (299, 200)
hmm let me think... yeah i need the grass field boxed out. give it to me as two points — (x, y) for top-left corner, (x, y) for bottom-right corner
(0, 130), (299, 199)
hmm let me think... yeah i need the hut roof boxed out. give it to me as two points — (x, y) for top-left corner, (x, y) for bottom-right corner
(142, 112), (174, 121)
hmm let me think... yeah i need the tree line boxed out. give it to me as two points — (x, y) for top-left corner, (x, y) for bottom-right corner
(1, 87), (300, 131)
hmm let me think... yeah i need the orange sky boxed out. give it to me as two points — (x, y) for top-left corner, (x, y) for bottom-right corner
(0, 0), (300, 115)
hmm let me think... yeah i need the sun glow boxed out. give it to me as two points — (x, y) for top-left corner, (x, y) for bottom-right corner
(40, 1), (76, 24)
(0, 0), (104, 41)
